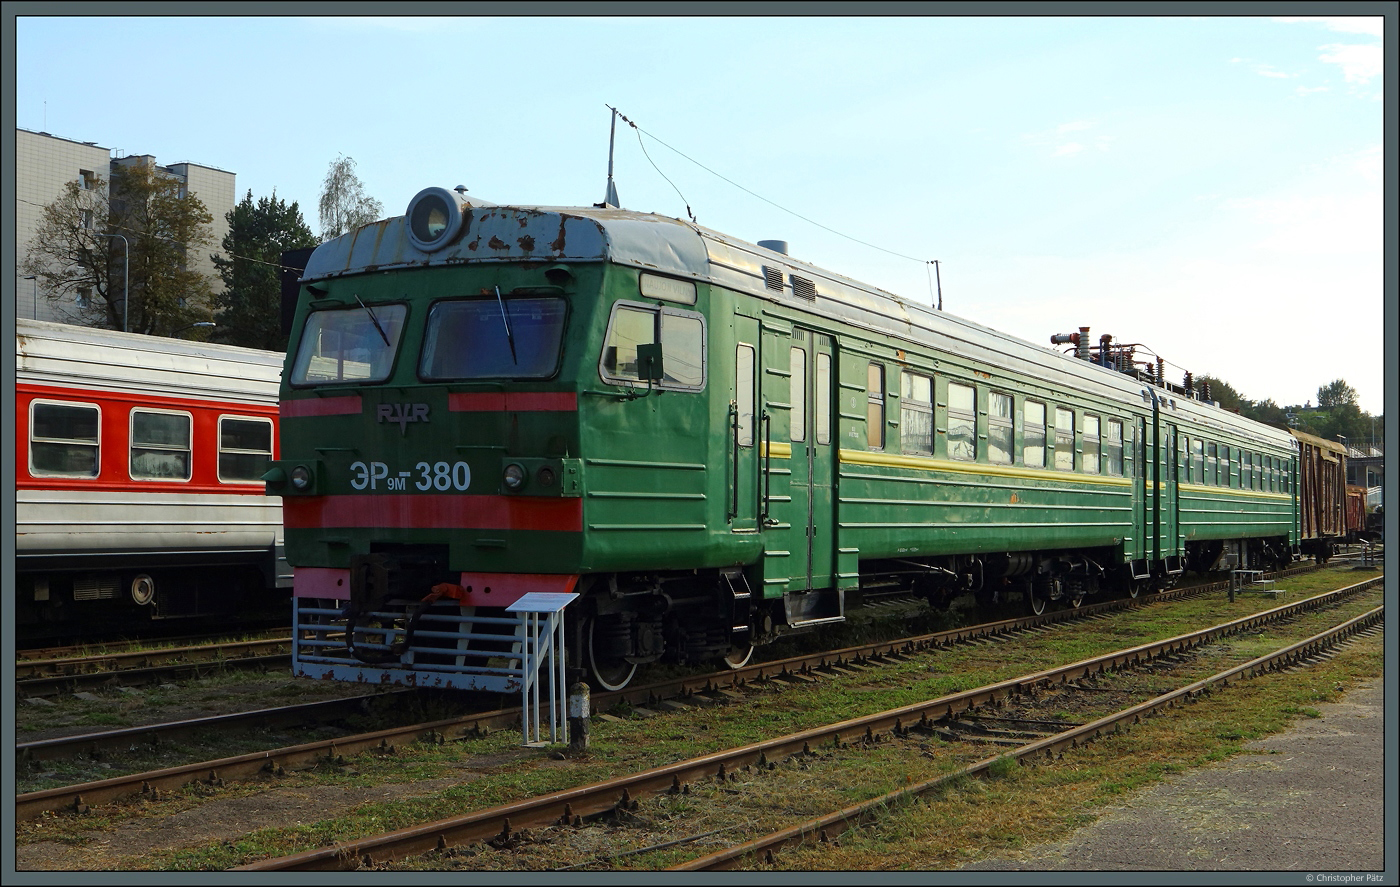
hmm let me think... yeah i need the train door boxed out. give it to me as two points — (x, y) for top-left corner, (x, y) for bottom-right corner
(1162, 421), (1182, 568)
(786, 327), (838, 594)
(731, 313), (761, 532)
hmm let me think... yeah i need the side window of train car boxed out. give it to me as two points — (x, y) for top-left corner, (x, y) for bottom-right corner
(30, 401), (100, 477)
(1023, 400), (1046, 468)
(1206, 442), (1218, 485)
(815, 352), (832, 446)
(900, 370), (932, 455)
(947, 381), (976, 461)
(1082, 415), (1101, 474)
(600, 301), (706, 390)
(1241, 450), (1252, 490)
(736, 344), (755, 447)
(130, 409), (192, 481)
(218, 416), (274, 482)
(789, 346), (806, 443)
(988, 391), (1013, 464)
(866, 363), (885, 450)
(1190, 438), (1204, 483)
(1105, 419), (1124, 476)
(1054, 407), (1075, 471)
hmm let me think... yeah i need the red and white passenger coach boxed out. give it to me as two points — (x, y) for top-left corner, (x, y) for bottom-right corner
(15, 318), (288, 637)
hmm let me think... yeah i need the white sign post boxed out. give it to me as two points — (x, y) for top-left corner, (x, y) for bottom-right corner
(506, 592), (578, 747)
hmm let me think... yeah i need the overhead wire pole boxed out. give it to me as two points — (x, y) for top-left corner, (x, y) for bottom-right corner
(102, 232), (130, 332)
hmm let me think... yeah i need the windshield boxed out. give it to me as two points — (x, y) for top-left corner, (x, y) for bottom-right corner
(419, 296), (567, 380)
(290, 304), (407, 385)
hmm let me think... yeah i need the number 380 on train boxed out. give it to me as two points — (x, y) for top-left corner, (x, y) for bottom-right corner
(265, 185), (1318, 692)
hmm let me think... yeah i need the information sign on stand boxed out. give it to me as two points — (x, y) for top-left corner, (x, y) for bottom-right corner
(507, 592), (578, 747)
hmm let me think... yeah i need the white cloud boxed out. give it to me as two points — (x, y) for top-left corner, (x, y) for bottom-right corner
(1055, 142), (1085, 156)
(1319, 42), (1383, 84)
(1274, 17), (1384, 38)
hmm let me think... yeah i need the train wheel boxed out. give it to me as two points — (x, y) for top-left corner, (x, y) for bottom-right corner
(723, 643), (755, 670)
(585, 616), (637, 692)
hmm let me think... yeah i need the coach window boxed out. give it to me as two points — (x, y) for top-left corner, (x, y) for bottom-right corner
(219, 416), (274, 482)
(947, 382), (976, 461)
(1241, 451), (1252, 490)
(131, 409), (192, 481)
(989, 391), (1013, 464)
(816, 352), (832, 446)
(900, 371), (932, 455)
(867, 363), (885, 450)
(1023, 401), (1046, 468)
(1190, 438), (1203, 483)
(789, 347), (807, 443)
(30, 401), (100, 477)
(736, 345), (755, 447)
(1054, 407), (1075, 471)
(600, 301), (706, 390)
(1123, 423), (1136, 478)
(1205, 442), (1217, 485)
(1082, 415), (1101, 474)
(1105, 419), (1124, 475)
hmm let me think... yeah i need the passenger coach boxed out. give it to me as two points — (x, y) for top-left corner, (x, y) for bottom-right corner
(268, 186), (1300, 690)
(16, 318), (287, 636)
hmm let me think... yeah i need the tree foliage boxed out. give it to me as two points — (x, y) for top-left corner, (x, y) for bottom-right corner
(317, 155), (384, 241)
(1317, 379), (1359, 409)
(21, 163), (216, 334)
(211, 190), (318, 350)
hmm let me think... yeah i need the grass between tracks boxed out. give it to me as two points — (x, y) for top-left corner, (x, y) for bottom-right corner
(13, 565), (1385, 871)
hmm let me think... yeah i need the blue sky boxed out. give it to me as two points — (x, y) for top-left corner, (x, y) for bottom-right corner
(12, 12), (1388, 415)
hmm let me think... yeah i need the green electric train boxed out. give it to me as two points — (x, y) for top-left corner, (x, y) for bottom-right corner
(265, 185), (1300, 691)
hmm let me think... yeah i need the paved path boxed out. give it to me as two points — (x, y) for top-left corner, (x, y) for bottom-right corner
(963, 677), (1388, 873)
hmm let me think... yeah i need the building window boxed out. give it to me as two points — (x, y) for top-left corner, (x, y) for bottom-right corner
(1054, 407), (1075, 471)
(218, 416), (273, 482)
(947, 382), (976, 461)
(866, 363), (884, 450)
(80, 169), (96, 190)
(130, 409), (192, 480)
(988, 391), (1013, 464)
(80, 209), (94, 229)
(76, 288), (92, 309)
(900, 370), (932, 455)
(30, 401), (100, 477)
(1023, 401), (1046, 468)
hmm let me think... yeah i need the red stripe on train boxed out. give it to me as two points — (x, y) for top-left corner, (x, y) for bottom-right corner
(281, 396), (364, 417)
(283, 494), (582, 531)
(448, 392), (577, 412)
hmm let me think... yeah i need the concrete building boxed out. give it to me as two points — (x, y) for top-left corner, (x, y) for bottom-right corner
(15, 127), (235, 323)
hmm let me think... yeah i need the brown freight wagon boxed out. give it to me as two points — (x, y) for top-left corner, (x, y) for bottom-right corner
(1291, 429), (1347, 562)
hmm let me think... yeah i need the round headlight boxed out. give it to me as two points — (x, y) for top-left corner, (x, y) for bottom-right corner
(291, 465), (313, 491)
(406, 187), (467, 252)
(503, 463), (527, 491)
(536, 466), (557, 488)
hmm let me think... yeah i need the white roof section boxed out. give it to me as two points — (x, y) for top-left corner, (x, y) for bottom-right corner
(16, 318), (282, 405)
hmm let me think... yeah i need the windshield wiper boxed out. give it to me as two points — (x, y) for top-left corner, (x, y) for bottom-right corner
(495, 286), (519, 365)
(356, 295), (392, 347)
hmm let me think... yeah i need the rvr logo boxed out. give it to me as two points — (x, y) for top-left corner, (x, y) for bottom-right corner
(378, 402), (430, 434)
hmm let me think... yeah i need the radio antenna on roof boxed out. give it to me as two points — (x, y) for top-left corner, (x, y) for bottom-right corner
(601, 106), (621, 209)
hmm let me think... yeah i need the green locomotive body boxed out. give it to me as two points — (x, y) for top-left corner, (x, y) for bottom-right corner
(267, 186), (1299, 690)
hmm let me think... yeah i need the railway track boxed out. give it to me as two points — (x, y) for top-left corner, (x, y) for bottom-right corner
(228, 575), (1382, 871)
(16, 571), (1376, 851)
(15, 575), (1224, 796)
(16, 637), (297, 697)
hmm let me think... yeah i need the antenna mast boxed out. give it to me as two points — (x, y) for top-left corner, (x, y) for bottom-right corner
(603, 105), (621, 208)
